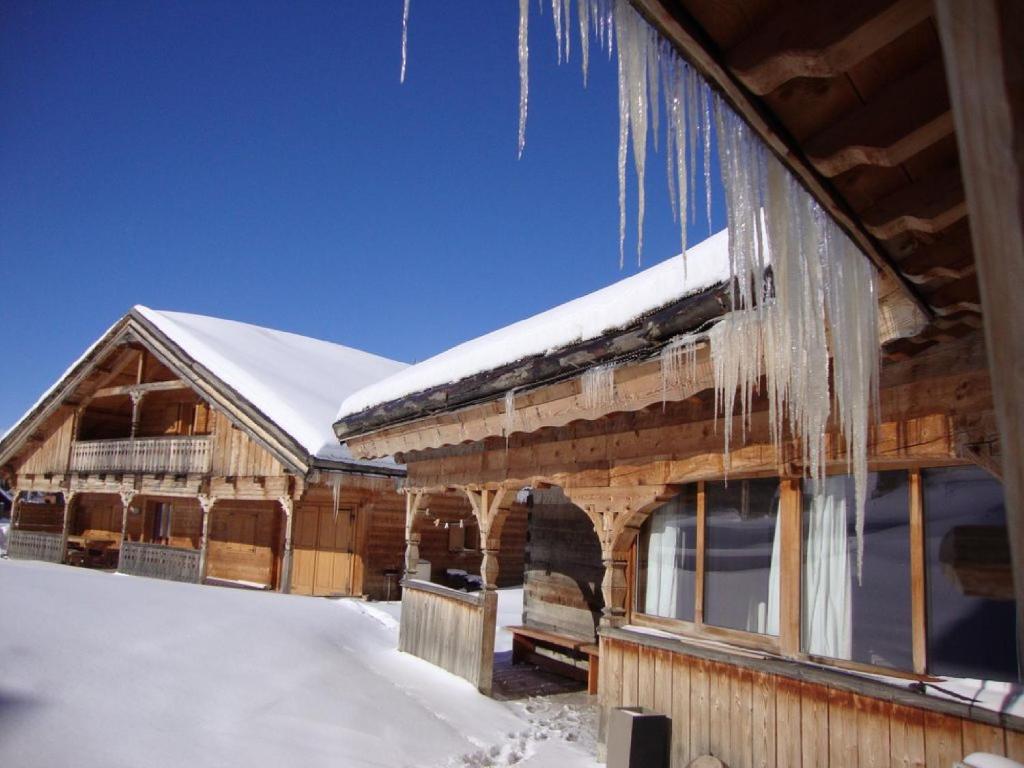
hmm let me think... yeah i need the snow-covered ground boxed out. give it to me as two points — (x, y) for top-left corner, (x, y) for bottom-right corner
(0, 560), (598, 768)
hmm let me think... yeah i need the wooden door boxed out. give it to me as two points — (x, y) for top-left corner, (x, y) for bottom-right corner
(291, 505), (356, 597)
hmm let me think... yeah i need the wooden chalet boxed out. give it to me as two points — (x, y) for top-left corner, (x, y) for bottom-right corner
(333, 1), (1024, 763)
(0, 307), (524, 598)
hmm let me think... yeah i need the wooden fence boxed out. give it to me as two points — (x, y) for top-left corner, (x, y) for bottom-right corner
(6, 530), (64, 563)
(119, 541), (202, 583)
(398, 580), (497, 694)
(599, 630), (1024, 768)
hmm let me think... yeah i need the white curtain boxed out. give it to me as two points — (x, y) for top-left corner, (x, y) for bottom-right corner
(645, 513), (682, 618)
(763, 500), (782, 635)
(802, 477), (853, 658)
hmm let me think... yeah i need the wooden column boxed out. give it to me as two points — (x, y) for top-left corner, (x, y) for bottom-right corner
(129, 389), (145, 438)
(59, 491), (78, 564)
(600, 558), (629, 627)
(9, 488), (20, 530)
(404, 491), (424, 580)
(935, 0), (1024, 671)
(278, 496), (294, 594)
(118, 489), (136, 545)
(463, 487), (509, 591)
(197, 494), (216, 585)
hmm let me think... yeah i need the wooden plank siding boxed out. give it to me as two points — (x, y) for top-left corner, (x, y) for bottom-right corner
(208, 411), (286, 478)
(206, 500), (280, 588)
(600, 636), (1022, 768)
(17, 408), (76, 475)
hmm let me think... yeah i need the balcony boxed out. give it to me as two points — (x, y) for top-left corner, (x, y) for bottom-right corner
(69, 436), (212, 474)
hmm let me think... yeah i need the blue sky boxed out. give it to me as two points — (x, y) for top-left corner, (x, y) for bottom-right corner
(0, 1), (724, 432)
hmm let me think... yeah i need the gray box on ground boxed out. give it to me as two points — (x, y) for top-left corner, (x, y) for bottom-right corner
(606, 706), (670, 768)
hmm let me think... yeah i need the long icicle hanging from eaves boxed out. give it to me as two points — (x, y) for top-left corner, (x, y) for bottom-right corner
(512, 0), (880, 578)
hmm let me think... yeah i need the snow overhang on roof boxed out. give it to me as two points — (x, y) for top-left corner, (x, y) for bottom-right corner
(334, 229), (732, 439)
(131, 307), (408, 469)
(1, 307), (408, 476)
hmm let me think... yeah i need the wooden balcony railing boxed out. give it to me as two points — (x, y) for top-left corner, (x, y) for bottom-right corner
(69, 436), (212, 474)
(119, 541), (201, 583)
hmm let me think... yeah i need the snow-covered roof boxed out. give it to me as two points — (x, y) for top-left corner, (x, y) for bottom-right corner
(337, 229), (730, 420)
(134, 307), (407, 465)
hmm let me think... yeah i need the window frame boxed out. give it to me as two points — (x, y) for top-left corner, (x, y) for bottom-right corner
(629, 459), (997, 680)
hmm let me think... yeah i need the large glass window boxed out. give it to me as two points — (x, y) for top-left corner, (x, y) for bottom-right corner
(802, 471), (913, 670)
(923, 466), (1018, 682)
(704, 478), (781, 634)
(636, 485), (697, 622)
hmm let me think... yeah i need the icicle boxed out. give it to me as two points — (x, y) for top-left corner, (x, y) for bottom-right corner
(552, 0), (564, 63)
(329, 472), (343, 521)
(581, 364), (616, 409)
(660, 334), (700, 408)
(578, 0), (590, 84)
(615, 13), (628, 267)
(400, 0), (411, 83)
(562, 0), (572, 62)
(701, 81), (712, 235)
(518, 0), (530, 158)
(504, 388), (517, 449)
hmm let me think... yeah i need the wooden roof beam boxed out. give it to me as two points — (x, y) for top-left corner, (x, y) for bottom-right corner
(804, 59), (953, 177)
(726, 0), (932, 96)
(861, 167), (967, 239)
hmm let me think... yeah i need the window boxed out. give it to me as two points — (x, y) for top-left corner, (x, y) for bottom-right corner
(636, 485), (697, 622)
(923, 465), (1018, 682)
(151, 502), (172, 543)
(634, 464), (1017, 680)
(801, 471), (913, 671)
(704, 478), (781, 634)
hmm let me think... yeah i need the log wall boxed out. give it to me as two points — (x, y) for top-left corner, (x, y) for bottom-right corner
(14, 502), (63, 533)
(525, 488), (604, 641)
(74, 495), (122, 541)
(398, 580), (497, 694)
(599, 633), (1024, 768)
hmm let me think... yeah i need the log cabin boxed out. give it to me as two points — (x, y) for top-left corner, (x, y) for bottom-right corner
(332, 0), (1024, 762)
(0, 306), (524, 598)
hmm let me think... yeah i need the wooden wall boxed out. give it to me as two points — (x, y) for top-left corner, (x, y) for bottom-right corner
(206, 500), (280, 587)
(399, 580), (497, 695)
(600, 635), (1024, 768)
(73, 495), (122, 541)
(208, 411), (286, 478)
(525, 488), (604, 641)
(16, 408), (75, 475)
(15, 502), (63, 533)
(135, 389), (209, 438)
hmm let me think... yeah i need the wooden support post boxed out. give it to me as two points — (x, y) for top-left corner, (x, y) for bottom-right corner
(600, 558), (629, 628)
(464, 487), (509, 591)
(404, 490), (424, 580)
(59, 491), (77, 564)
(935, 0), (1024, 672)
(9, 488), (20, 530)
(129, 389), (145, 439)
(118, 489), (136, 546)
(278, 496), (294, 594)
(197, 494), (216, 585)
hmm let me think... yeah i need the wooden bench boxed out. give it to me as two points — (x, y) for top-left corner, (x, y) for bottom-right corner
(506, 625), (601, 694)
